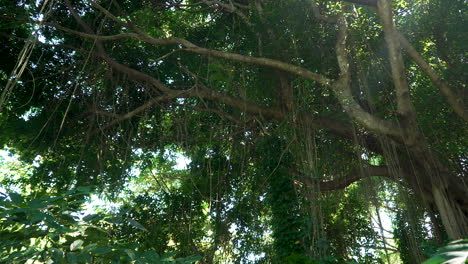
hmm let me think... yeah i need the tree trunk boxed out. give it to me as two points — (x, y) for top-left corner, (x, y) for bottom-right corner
(390, 144), (468, 240)
(431, 182), (468, 239)
(406, 155), (468, 239)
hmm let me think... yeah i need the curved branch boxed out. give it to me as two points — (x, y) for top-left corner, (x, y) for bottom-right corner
(397, 32), (468, 122)
(32, 0), (386, 155)
(6, 17), (332, 87)
(183, 46), (332, 86)
(333, 16), (402, 140)
(69, 2), (388, 151)
(318, 165), (391, 191)
(338, 0), (377, 7)
(92, 47), (357, 140)
(81, 1), (333, 86)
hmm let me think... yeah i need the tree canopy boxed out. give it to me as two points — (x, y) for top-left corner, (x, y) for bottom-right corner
(0, 0), (467, 263)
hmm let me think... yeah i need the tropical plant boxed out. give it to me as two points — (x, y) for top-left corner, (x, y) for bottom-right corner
(0, 189), (201, 263)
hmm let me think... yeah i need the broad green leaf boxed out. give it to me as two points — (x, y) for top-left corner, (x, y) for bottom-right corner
(422, 256), (446, 264)
(70, 239), (84, 251)
(181, 255), (202, 262)
(67, 252), (78, 264)
(49, 248), (64, 261)
(161, 251), (178, 260)
(28, 199), (45, 209)
(423, 240), (468, 264)
(83, 214), (101, 222)
(76, 252), (92, 263)
(125, 249), (136, 260)
(82, 243), (98, 252)
(8, 192), (22, 204)
(47, 233), (60, 242)
(91, 247), (112, 255)
(30, 211), (47, 223)
(143, 250), (160, 261)
(128, 218), (148, 231)
(105, 216), (123, 224)
(76, 186), (92, 193)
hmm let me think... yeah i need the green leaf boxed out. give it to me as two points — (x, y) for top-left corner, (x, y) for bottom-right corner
(161, 251), (178, 260)
(83, 214), (101, 222)
(30, 211), (47, 223)
(423, 256), (447, 264)
(49, 248), (64, 261)
(82, 243), (98, 252)
(70, 239), (84, 251)
(48, 233), (60, 242)
(125, 249), (136, 260)
(105, 216), (123, 224)
(128, 218), (148, 231)
(91, 247), (112, 255)
(181, 255), (202, 262)
(67, 252), (78, 264)
(9, 192), (22, 204)
(423, 240), (468, 264)
(76, 186), (92, 193)
(142, 250), (160, 261)
(76, 252), (92, 263)
(28, 198), (45, 209)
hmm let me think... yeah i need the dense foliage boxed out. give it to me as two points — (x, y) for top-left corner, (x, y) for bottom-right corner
(0, 0), (467, 263)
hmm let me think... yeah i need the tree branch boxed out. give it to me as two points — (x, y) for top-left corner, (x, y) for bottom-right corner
(182, 44), (332, 86)
(376, 0), (415, 119)
(397, 31), (468, 122)
(377, 0), (425, 147)
(339, 0), (377, 7)
(332, 15), (402, 140)
(22, 0), (386, 158)
(317, 165), (391, 191)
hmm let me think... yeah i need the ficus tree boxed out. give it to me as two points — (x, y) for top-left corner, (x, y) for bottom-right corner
(0, 0), (466, 263)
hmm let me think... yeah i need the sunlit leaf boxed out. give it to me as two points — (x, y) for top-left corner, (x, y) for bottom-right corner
(423, 240), (468, 264)
(128, 218), (148, 232)
(70, 239), (84, 251)
(125, 249), (136, 260)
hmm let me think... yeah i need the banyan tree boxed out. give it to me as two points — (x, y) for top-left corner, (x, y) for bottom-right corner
(0, 0), (466, 263)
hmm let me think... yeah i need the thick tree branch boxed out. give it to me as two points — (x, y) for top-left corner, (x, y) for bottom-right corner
(333, 16), (402, 140)
(397, 32), (468, 122)
(74, 1), (334, 86)
(182, 46), (331, 86)
(377, 0), (424, 147)
(75, 2), (390, 152)
(338, 0), (377, 7)
(376, 0), (415, 119)
(93, 92), (192, 133)
(6, 18), (332, 87)
(312, 165), (391, 191)
(3, 1), (389, 158)
(21, 0), (385, 159)
(90, 48), (358, 142)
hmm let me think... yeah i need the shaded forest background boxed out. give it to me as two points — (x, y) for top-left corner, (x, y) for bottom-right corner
(0, 0), (467, 263)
